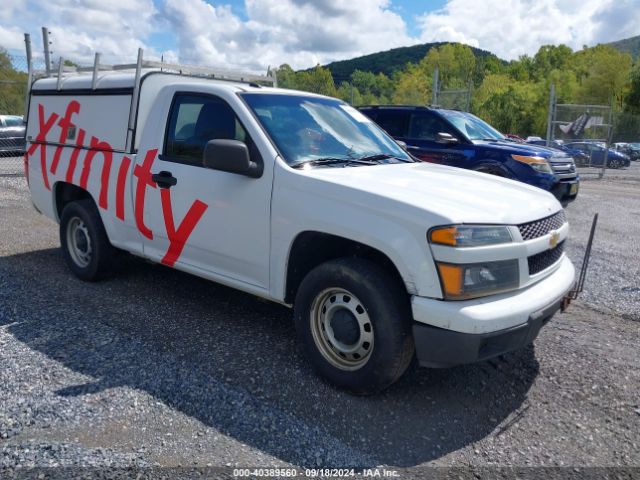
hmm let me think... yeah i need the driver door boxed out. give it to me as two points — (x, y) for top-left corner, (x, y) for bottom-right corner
(136, 92), (273, 291)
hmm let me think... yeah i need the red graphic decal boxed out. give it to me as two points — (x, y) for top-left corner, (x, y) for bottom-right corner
(116, 156), (132, 221)
(133, 149), (158, 240)
(65, 128), (86, 183)
(79, 137), (113, 210)
(27, 104), (59, 191)
(159, 188), (208, 267)
(50, 101), (80, 175)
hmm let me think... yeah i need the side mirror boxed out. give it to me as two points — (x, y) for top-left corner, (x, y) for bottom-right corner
(203, 139), (262, 178)
(436, 132), (458, 144)
(396, 140), (408, 150)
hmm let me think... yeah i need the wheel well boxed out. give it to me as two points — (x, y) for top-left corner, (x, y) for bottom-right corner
(475, 162), (509, 177)
(284, 231), (406, 304)
(54, 182), (93, 220)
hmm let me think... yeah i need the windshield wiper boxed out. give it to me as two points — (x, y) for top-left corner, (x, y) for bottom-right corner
(290, 157), (374, 169)
(354, 153), (415, 163)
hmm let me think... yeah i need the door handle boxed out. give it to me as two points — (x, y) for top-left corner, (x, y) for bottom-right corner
(151, 171), (177, 189)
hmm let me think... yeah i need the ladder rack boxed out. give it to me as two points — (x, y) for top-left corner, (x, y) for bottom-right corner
(34, 48), (278, 88)
(25, 40), (279, 152)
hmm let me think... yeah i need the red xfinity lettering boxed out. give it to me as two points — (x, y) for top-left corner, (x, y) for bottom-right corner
(159, 188), (208, 267)
(133, 149), (158, 240)
(79, 137), (113, 210)
(50, 100), (80, 175)
(65, 128), (87, 183)
(27, 104), (59, 190)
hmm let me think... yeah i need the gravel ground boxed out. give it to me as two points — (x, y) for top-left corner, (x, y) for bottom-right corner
(0, 165), (639, 477)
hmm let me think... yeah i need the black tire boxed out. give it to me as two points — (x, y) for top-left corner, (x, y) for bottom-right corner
(294, 257), (414, 395)
(59, 199), (117, 281)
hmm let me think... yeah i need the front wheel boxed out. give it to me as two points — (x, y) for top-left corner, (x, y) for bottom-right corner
(294, 258), (414, 395)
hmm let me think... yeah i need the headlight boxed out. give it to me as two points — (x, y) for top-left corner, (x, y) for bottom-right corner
(435, 260), (520, 300)
(511, 154), (553, 174)
(429, 225), (512, 247)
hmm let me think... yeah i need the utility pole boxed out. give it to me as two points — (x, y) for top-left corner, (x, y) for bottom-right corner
(545, 83), (556, 146)
(431, 67), (439, 106)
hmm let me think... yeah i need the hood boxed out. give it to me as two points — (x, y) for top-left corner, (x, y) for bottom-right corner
(300, 162), (561, 225)
(472, 139), (570, 159)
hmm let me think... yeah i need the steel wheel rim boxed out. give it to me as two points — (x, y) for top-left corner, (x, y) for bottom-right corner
(309, 288), (374, 371)
(66, 217), (92, 268)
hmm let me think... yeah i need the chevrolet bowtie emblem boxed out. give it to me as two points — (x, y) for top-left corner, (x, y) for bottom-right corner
(549, 231), (560, 248)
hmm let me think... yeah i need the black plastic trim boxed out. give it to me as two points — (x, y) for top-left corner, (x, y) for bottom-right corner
(31, 88), (134, 96)
(413, 297), (563, 368)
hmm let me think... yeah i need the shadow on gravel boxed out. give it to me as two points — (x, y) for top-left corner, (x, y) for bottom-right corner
(0, 248), (539, 467)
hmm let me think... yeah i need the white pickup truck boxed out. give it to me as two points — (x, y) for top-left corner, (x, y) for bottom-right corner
(25, 61), (576, 394)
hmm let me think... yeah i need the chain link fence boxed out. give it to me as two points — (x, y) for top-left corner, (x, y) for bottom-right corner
(549, 103), (613, 177)
(0, 53), (31, 175)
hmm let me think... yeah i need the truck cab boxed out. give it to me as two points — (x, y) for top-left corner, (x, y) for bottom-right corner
(25, 61), (576, 394)
(358, 106), (580, 204)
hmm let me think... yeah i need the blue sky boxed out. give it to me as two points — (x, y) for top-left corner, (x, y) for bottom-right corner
(2, 0), (638, 71)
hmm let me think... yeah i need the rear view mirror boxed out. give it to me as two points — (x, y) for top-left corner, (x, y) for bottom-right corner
(203, 139), (262, 178)
(436, 132), (458, 144)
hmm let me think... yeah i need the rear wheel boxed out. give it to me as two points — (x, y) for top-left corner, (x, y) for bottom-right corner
(294, 258), (414, 395)
(60, 199), (117, 281)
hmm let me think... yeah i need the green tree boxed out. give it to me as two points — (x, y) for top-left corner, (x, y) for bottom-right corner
(0, 47), (27, 115)
(624, 62), (640, 113)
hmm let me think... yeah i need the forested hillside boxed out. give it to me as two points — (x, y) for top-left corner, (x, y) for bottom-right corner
(320, 42), (499, 82)
(277, 42), (640, 138)
(607, 35), (640, 60)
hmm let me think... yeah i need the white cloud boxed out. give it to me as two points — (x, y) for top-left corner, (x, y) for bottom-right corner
(417, 0), (640, 60)
(4, 0), (159, 64)
(161, 0), (414, 72)
(2, 0), (638, 73)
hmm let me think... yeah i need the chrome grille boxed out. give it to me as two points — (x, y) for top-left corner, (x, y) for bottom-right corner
(528, 241), (565, 275)
(518, 210), (566, 241)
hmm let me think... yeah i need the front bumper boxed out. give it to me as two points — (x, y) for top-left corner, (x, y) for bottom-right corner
(411, 256), (575, 367)
(551, 177), (579, 203)
(413, 297), (561, 367)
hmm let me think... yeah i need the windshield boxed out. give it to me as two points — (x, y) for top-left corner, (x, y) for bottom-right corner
(241, 93), (411, 166)
(438, 110), (505, 141)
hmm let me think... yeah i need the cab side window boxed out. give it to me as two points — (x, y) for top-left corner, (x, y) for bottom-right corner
(374, 111), (410, 137)
(408, 114), (456, 141)
(164, 94), (249, 166)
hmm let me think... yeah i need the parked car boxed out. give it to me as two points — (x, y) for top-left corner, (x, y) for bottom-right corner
(527, 139), (590, 166)
(0, 115), (26, 156)
(25, 63), (577, 394)
(358, 106), (579, 203)
(565, 142), (631, 168)
(504, 133), (526, 142)
(613, 142), (640, 161)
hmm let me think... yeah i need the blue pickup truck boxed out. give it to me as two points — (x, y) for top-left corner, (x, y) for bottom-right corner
(358, 106), (579, 203)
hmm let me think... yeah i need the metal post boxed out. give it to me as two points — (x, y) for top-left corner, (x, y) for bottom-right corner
(350, 82), (354, 105)
(91, 52), (100, 90)
(600, 100), (614, 179)
(545, 83), (555, 147)
(42, 27), (51, 77)
(56, 57), (63, 91)
(127, 48), (144, 152)
(23, 33), (33, 120)
(465, 79), (472, 111)
(432, 67), (439, 106)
